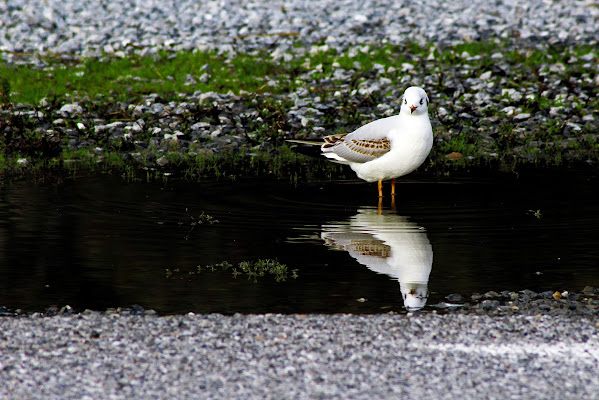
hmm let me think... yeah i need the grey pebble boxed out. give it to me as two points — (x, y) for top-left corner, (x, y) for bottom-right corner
(446, 293), (464, 302)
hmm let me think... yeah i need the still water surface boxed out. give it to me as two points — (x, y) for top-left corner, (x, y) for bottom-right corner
(0, 170), (597, 314)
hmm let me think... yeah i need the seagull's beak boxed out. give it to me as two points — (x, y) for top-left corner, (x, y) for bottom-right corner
(410, 105), (417, 114)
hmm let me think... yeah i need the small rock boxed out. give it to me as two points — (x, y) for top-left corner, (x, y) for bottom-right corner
(484, 291), (500, 298)
(520, 289), (538, 299)
(582, 286), (598, 296)
(471, 293), (483, 301)
(191, 122), (211, 130)
(198, 73), (211, 83)
(59, 305), (74, 315)
(446, 294), (463, 302)
(580, 52), (596, 61)
(553, 291), (562, 300)
(549, 63), (566, 73)
(401, 63), (414, 72)
(514, 113), (531, 120)
(501, 88), (523, 102)
(479, 71), (492, 80)
(446, 152), (463, 160)
(480, 300), (500, 311)
(59, 103), (84, 116)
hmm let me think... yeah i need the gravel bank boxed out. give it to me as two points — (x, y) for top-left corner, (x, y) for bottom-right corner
(1, 0), (598, 58)
(1, 312), (598, 399)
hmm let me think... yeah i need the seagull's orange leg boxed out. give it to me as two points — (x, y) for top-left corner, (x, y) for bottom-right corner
(378, 179), (383, 198)
(378, 196), (383, 214)
(391, 178), (397, 196)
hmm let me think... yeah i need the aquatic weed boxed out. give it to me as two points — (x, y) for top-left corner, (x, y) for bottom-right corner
(167, 258), (294, 282)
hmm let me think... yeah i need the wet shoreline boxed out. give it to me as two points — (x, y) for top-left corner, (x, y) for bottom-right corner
(2, 286), (599, 318)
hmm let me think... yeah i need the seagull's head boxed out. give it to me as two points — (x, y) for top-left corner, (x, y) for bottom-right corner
(401, 86), (429, 116)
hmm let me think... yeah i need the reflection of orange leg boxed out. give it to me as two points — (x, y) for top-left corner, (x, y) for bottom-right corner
(378, 179), (383, 198)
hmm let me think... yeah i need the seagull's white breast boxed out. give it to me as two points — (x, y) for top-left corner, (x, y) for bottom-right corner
(350, 115), (433, 182)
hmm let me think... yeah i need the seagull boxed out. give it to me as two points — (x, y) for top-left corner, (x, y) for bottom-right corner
(290, 86), (433, 198)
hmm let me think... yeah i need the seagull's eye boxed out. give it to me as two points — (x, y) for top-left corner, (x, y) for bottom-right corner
(420, 99), (424, 105)
(404, 99), (407, 104)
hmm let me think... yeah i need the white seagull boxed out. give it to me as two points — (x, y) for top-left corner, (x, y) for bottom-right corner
(291, 86), (433, 197)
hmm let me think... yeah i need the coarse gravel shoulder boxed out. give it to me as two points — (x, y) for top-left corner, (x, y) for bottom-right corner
(1, 312), (599, 399)
(1, 0), (598, 57)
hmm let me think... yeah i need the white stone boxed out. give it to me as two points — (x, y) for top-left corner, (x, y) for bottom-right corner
(479, 71), (492, 80)
(514, 113), (531, 120)
(59, 103), (83, 115)
(549, 63), (566, 73)
(501, 89), (523, 102)
(157, 156), (169, 167)
(191, 122), (210, 130)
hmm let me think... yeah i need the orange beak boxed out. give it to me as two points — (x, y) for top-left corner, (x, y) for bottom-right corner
(410, 105), (417, 114)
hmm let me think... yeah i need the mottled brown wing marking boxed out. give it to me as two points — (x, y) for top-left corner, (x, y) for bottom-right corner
(322, 133), (348, 148)
(349, 239), (391, 258)
(347, 138), (391, 157)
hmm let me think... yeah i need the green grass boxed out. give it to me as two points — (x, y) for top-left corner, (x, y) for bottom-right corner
(1, 39), (598, 179)
(1, 50), (297, 105)
(2, 40), (597, 106)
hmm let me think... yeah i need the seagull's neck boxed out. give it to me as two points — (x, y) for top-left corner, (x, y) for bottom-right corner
(401, 113), (429, 121)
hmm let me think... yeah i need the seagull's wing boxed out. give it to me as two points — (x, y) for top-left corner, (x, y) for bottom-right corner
(321, 115), (400, 163)
(322, 135), (390, 163)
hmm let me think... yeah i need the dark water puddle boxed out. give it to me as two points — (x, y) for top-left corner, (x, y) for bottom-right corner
(0, 170), (598, 314)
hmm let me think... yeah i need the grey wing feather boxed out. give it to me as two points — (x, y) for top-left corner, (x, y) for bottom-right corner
(325, 137), (390, 163)
(322, 115), (399, 163)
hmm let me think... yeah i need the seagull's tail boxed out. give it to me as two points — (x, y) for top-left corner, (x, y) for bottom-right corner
(286, 139), (325, 146)
(286, 139), (325, 158)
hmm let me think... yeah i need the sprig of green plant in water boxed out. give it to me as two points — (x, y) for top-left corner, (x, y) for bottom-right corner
(166, 259), (297, 282)
(182, 210), (219, 240)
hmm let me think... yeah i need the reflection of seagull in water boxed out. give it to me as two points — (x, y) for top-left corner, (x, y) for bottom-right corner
(321, 208), (433, 311)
